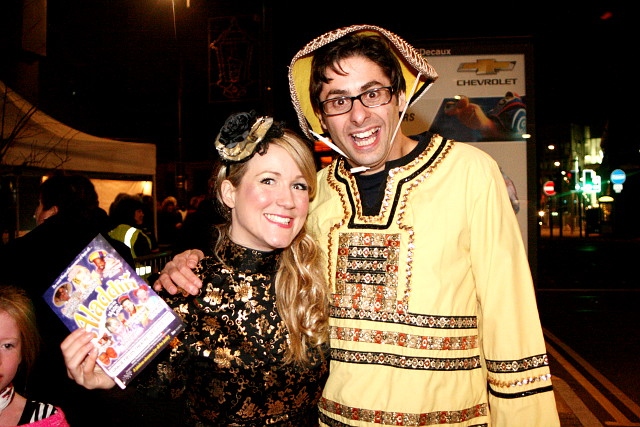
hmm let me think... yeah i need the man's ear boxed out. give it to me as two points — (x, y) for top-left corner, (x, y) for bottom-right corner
(397, 90), (407, 112)
(220, 180), (236, 209)
(317, 113), (327, 132)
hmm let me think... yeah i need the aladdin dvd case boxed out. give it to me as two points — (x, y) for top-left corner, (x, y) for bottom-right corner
(43, 233), (184, 389)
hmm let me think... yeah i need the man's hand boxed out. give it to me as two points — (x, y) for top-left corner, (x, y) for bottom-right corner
(60, 329), (116, 390)
(153, 249), (204, 296)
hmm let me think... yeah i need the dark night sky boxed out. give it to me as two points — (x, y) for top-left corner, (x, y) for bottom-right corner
(0, 1), (632, 164)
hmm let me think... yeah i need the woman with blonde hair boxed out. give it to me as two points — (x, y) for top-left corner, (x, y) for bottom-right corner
(61, 111), (330, 426)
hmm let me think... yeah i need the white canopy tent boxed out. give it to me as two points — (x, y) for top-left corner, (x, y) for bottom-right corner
(1, 81), (157, 233)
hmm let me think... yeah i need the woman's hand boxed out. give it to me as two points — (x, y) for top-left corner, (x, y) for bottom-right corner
(60, 328), (116, 390)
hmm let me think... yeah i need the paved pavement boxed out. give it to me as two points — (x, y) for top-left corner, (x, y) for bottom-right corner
(555, 379), (599, 426)
(538, 232), (640, 427)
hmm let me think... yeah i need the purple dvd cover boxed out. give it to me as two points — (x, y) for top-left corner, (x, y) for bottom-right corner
(43, 233), (184, 389)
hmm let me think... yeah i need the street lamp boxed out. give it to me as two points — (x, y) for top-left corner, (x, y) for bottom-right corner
(170, 0), (186, 207)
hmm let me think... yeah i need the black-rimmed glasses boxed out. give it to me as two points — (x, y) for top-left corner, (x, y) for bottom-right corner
(320, 86), (394, 116)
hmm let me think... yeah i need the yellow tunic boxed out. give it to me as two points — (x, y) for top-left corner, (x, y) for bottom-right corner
(308, 133), (560, 426)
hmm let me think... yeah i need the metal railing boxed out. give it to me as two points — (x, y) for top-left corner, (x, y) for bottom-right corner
(134, 250), (173, 282)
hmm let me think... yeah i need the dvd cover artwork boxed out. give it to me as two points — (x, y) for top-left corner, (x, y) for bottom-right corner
(43, 233), (184, 389)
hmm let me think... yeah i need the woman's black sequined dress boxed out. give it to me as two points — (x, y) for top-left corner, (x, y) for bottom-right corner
(137, 239), (329, 426)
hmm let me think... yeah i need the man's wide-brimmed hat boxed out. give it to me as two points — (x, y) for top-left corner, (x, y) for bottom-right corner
(288, 24), (439, 140)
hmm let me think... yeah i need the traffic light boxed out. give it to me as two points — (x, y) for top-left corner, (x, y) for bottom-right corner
(582, 169), (601, 193)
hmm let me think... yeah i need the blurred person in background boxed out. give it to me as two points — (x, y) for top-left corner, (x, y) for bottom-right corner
(156, 196), (182, 249)
(173, 180), (225, 254)
(140, 194), (159, 253)
(108, 193), (154, 259)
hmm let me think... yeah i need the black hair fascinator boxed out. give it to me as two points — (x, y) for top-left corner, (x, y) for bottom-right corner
(215, 110), (284, 163)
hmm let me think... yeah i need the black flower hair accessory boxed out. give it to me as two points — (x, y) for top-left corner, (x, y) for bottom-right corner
(215, 110), (283, 163)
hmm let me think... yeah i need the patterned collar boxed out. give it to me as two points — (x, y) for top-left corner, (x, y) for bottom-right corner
(221, 238), (281, 275)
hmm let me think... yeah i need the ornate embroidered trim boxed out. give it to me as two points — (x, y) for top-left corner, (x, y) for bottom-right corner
(319, 398), (488, 426)
(330, 306), (477, 329)
(331, 134), (451, 228)
(331, 327), (478, 350)
(485, 354), (550, 373)
(322, 135), (454, 309)
(330, 348), (481, 371)
(324, 161), (349, 292)
(488, 372), (553, 389)
(334, 232), (400, 314)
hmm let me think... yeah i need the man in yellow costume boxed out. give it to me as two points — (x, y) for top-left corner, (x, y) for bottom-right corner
(286, 24), (559, 426)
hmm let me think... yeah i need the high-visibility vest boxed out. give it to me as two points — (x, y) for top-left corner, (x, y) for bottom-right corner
(108, 224), (151, 258)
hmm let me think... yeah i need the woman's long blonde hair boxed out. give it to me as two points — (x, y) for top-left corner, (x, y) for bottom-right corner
(213, 129), (329, 365)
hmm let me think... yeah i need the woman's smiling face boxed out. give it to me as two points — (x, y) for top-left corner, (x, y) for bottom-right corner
(222, 144), (310, 252)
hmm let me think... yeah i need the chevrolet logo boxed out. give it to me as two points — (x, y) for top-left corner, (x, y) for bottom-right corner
(458, 59), (516, 75)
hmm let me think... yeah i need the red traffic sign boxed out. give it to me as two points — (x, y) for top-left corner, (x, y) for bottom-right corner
(543, 181), (556, 196)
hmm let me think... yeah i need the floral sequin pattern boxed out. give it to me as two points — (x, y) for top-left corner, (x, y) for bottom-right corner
(137, 240), (329, 426)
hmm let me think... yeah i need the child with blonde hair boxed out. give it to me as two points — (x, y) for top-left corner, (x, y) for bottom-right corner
(0, 285), (69, 426)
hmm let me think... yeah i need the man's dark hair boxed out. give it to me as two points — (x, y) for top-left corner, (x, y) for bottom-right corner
(309, 34), (406, 114)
